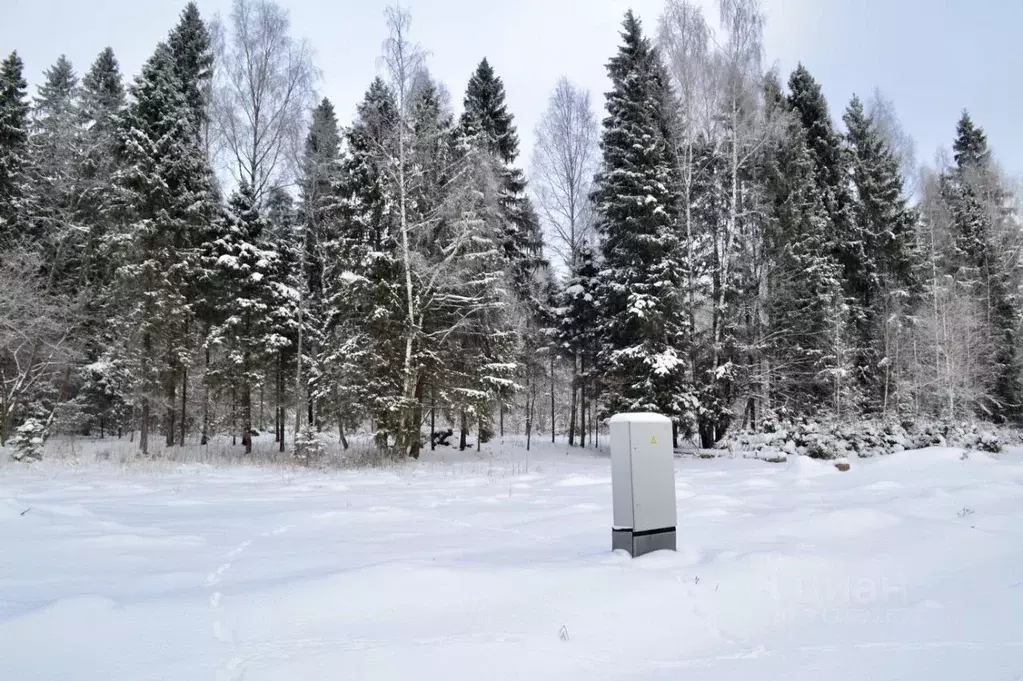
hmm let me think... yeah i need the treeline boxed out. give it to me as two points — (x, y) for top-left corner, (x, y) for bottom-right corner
(0, 0), (1019, 460)
(594, 2), (1023, 448)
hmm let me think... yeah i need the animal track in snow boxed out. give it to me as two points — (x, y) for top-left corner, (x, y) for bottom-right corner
(205, 562), (232, 586)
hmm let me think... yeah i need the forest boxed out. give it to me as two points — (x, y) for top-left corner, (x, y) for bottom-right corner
(1, 0), (1021, 462)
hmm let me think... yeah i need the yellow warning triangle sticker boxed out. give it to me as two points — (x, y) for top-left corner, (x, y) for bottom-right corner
(650, 436), (658, 445)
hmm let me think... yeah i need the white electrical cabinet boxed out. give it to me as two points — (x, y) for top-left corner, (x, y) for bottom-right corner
(610, 412), (677, 557)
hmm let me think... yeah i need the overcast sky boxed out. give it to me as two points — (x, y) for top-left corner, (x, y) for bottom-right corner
(4, 0), (1022, 176)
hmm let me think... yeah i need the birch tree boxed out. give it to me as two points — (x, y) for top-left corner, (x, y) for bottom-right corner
(531, 78), (598, 270)
(530, 77), (597, 446)
(658, 0), (713, 392)
(700, 0), (767, 445)
(213, 0), (316, 203)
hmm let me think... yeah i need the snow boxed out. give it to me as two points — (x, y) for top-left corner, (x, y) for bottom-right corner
(2, 440), (1023, 680)
(609, 411), (670, 425)
(649, 348), (683, 376)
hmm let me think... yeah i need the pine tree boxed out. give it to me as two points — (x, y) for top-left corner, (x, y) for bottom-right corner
(0, 51), (31, 249)
(107, 42), (219, 454)
(30, 55), (82, 286)
(940, 112), (1022, 421)
(459, 59), (545, 300)
(843, 95), (918, 413)
(592, 11), (695, 439)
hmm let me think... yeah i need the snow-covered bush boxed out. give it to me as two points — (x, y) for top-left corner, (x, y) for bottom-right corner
(293, 428), (325, 466)
(9, 418), (47, 462)
(722, 417), (1014, 459)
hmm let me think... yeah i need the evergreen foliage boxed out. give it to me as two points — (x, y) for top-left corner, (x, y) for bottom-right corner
(4, 3), (1023, 460)
(0, 51), (31, 248)
(591, 11), (695, 436)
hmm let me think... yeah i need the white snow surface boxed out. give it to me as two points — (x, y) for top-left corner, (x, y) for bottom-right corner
(2, 440), (1023, 680)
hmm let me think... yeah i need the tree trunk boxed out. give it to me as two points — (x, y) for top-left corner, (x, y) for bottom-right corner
(430, 384), (436, 451)
(499, 399), (505, 437)
(409, 376), (425, 459)
(459, 410), (467, 451)
(179, 366), (187, 446)
(296, 258), (304, 442)
(231, 385), (237, 447)
(165, 370), (176, 448)
(700, 423), (714, 450)
(568, 356), (578, 447)
(242, 377), (252, 455)
(201, 341), (210, 446)
(526, 373), (534, 453)
(338, 416), (349, 451)
(140, 399), (149, 455)
(477, 414), (482, 453)
(550, 354), (556, 444)
(277, 352), (285, 453)
(274, 359), (280, 443)
(579, 357), (587, 449)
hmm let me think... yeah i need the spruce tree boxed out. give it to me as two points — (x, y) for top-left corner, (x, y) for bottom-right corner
(30, 55), (82, 284)
(787, 66), (863, 349)
(460, 61), (549, 448)
(762, 108), (847, 414)
(168, 1), (213, 141)
(459, 59), (545, 300)
(325, 79), (400, 448)
(206, 183), (283, 453)
(264, 186), (301, 450)
(843, 95), (919, 413)
(73, 48), (127, 437)
(941, 112), (1022, 421)
(78, 47), (125, 289)
(0, 51), (31, 249)
(300, 97), (342, 430)
(559, 245), (599, 446)
(341, 78), (397, 251)
(592, 11), (695, 437)
(108, 42), (219, 453)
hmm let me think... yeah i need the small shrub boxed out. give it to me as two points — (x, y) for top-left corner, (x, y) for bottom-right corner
(977, 432), (1001, 454)
(293, 427), (325, 466)
(806, 440), (835, 460)
(479, 422), (494, 445)
(10, 418), (47, 462)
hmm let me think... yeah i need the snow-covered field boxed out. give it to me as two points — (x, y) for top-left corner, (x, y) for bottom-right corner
(2, 439), (1023, 680)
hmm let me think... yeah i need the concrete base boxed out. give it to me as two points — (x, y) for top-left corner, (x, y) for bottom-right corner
(612, 527), (676, 557)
